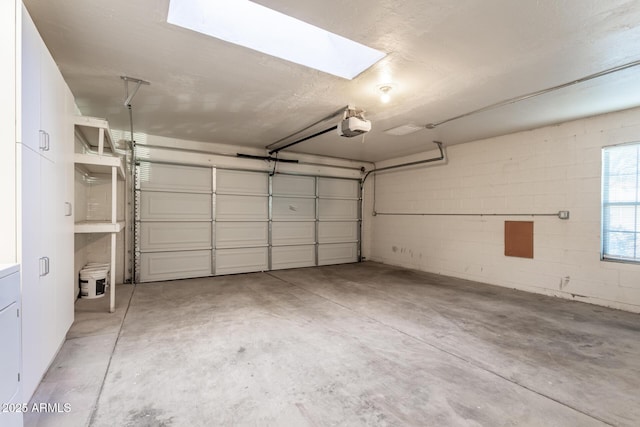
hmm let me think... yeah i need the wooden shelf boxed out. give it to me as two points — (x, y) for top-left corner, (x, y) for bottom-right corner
(74, 221), (124, 234)
(74, 153), (125, 180)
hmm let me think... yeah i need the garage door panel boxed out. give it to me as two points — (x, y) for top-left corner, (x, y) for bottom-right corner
(217, 170), (268, 195)
(272, 175), (315, 197)
(138, 163), (212, 193)
(138, 168), (360, 280)
(216, 248), (268, 275)
(216, 222), (268, 248)
(272, 197), (315, 221)
(139, 250), (212, 282)
(318, 243), (358, 265)
(272, 245), (315, 270)
(140, 222), (212, 252)
(272, 221), (315, 246)
(318, 199), (358, 221)
(318, 178), (358, 199)
(318, 221), (358, 244)
(139, 192), (212, 221)
(216, 195), (268, 221)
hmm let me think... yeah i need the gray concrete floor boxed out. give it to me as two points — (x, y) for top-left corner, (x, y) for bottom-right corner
(25, 262), (640, 426)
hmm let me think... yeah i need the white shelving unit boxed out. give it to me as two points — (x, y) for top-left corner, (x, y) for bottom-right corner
(74, 116), (124, 313)
(74, 116), (116, 156)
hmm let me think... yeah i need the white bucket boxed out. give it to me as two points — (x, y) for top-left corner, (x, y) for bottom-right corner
(83, 263), (111, 287)
(79, 267), (109, 299)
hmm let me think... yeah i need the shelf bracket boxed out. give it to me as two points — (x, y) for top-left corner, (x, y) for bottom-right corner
(121, 76), (150, 107)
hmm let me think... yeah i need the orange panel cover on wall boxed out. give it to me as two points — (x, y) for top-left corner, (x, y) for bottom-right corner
(504, 221), (534, 259)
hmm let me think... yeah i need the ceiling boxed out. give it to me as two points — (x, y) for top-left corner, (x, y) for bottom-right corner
(24, 0), (640, 162)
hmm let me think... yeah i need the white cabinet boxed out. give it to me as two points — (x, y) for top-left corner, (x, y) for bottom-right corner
(19, 7), (74, 402)
(0, 265), (22, 427)
(19, 145), (73, 400)
(21, 7), (63, 162)
(20, 7), (40, 154)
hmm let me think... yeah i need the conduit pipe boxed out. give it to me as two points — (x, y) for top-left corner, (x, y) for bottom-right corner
(359, 141), (445, 262)
(424, 58), (640, 129)
(361, 141), (445, 186)
(373, 211), (569, 219)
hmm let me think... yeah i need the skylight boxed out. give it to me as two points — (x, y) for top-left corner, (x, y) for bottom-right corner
(167, 0), (386, 80)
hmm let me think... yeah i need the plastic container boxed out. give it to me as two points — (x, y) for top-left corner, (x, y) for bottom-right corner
(79, 266), (109, 299)
(84, 263), (111, 287)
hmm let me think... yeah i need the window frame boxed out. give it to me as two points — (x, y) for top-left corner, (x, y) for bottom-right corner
(601, 142), (640, 264)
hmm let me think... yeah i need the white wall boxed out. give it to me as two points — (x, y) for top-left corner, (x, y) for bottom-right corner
(365, 106), (640, 313)
(0, 0), (18, 263)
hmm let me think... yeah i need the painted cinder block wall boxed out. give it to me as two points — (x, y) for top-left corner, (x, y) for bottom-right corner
(363, 106), (640, 313)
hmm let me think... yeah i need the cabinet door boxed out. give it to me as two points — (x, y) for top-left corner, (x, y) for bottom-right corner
(40, 157), (59, 355)
(56, 84), (75, 333)
(21, 8), (41, 152)
(0, 301), (20, 406)
(19, 145), (43, 400)
(39, 46), (64, 162)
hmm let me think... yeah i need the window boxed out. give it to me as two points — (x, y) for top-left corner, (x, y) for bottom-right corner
(602, 143), (640, 262)
(166, 0), (386, 80)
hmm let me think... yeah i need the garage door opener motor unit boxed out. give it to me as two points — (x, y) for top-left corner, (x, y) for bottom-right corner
(337, 106), (371, 137)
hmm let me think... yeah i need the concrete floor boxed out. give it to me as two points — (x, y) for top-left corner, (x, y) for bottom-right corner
(25, 262), (640, 426)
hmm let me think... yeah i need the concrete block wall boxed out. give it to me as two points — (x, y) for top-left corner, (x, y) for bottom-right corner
(364, 106), (640, 313)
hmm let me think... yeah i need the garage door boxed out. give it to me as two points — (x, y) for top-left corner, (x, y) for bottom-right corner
(215, 170), (269, 275)
(136, 162), (213, 282)
(317, 178), (359, 265)
(136, 162), (360, 282)
(271, 175), (316, 270)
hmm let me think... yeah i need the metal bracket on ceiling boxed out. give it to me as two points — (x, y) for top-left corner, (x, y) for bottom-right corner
(120, 76), (150, 107)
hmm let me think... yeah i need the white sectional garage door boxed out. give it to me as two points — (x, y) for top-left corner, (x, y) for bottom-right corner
(271, 175), (317, 270)
(214, 170), (269, 275)
(136, 162), (360, 282)
(317, 178), (359, 265)
(136, 162), (213, 282)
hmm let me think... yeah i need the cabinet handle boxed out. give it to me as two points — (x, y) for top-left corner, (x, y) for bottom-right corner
(45, 132), (50, 151)
(65, 202), (73, 216)
(39, 257), (46, 276)
(39, 130), (47, 151)
(39, 257), (50, 276)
